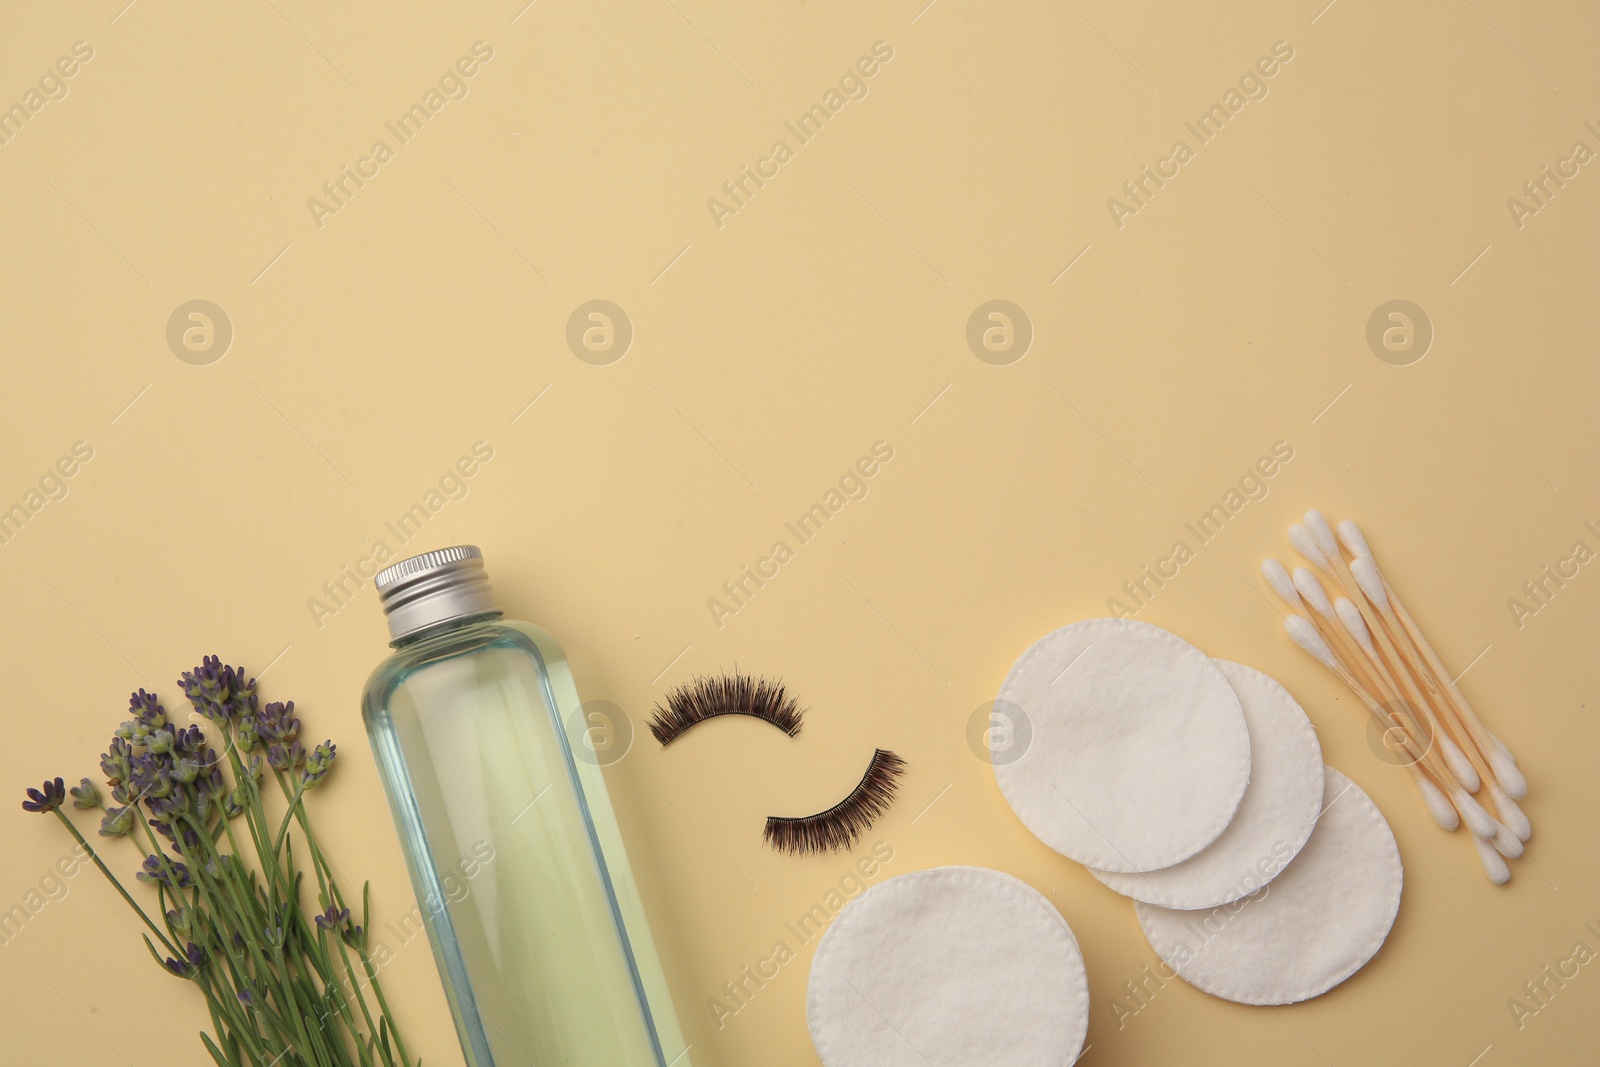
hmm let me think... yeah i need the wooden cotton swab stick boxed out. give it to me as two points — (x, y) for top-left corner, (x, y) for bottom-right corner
(1342, 544), (1528, 800)
(1309, 519), (1527, 856)
(1290, 522), (1480, 793)
(1266, 560), (1448, 789)
(1324, 583), (1483, 793)
(1345, 557), (1501, 793)
(1274, 513), (1531, 883)
(1273, 549), (1521, 884)
(1344, 552), (1532, 852)
(1283, 612), (1509, 855)
(1278, 608), (1479, 835)
(1336, 519), (1525, 784)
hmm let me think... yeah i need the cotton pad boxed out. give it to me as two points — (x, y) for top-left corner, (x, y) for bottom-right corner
(1088, 660), (1324, 908)
(1134, 766), (1403, 1005)
(993, 619), (1251, 873)
(807, 866), (1089, 1067)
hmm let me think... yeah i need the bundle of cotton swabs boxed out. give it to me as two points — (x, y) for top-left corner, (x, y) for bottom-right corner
(1262, 510), (1530, 885)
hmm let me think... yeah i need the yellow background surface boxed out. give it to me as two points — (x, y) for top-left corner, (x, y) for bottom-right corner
(2, 1), (1597, 1064)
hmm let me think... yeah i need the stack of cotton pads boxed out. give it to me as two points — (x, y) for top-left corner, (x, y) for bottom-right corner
(993, 618), (1402, 1006)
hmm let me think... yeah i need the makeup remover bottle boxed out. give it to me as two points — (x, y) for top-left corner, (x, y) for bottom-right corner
(361, 545), (688, 1067)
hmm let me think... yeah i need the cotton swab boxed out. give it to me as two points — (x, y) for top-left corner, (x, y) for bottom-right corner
(1347, 556), (1494, 796)
(1472, 833), (1512, 885)
(1337, 519), (1518, 763)
(1281, 614), (1467, 831)
(1339, 523), (1529, 799)
(1266, 513), (1532, 885)
(1299, 522), (1500, 807)
(1304, 560), (1484, 794)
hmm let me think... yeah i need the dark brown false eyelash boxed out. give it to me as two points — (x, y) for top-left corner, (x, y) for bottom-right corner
(763, 749), (906, 855)
(648, 672), (804, 747)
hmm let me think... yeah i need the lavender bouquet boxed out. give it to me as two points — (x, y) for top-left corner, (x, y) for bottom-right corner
(22, 657), (414, 1067)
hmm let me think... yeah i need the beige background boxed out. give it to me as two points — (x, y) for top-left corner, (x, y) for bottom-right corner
(2, 1), (1597, 1064)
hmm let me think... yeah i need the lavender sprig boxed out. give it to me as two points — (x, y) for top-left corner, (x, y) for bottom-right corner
(25, 658), (413, 1067)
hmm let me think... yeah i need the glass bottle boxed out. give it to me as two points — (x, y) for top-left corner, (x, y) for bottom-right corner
(361, 545), (688, 1067)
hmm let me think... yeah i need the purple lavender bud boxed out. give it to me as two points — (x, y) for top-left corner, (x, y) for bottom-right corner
(266, 741), (307, 772)
(21, 777), (67, 814)
(173, 725), (206, 755)
(137, 855), (193, 889)
(100, 738), (133, 785)
(302, 741), (337, 789)
(129, 689), (167, 730)
(313, 905), (350, 932)
(163, 941), (203, 978)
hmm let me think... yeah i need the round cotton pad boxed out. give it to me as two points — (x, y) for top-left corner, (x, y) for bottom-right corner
(1088, 660), (1324, 908)
(807, 867), (1088, 1067)
(1135, 766), (1403, 1005)
(993, 619), (1251, 872)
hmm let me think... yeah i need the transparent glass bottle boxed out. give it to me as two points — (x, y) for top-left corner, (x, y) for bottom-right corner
(361, 546), (687, 1067)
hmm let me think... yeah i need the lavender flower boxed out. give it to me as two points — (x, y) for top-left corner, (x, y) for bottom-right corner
(21, 777), (66, 814)
(130, 689), (167, 729)
(98, 805), (135, 837)
(164, 941), (204, 978)
(266, 741), (306, 772)
(100, 738), (132, 786)
(302, 741), (337, 788)
(179, 656), (258, 724)
(24, 657), (413, 1066)
(70, 777), (102, 809)
(255, 701), (301, 745)
(173, 724), (207, 755)
(137, 855), (193, 889)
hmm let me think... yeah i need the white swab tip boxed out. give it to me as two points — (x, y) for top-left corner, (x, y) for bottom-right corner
(1492, 824), (1524, 860)
(1487, 748), (1527, 799)
(1453, 789), (1496, 839)
(1288, 524), (1330, 568)
(1303, 510), (1340, 556)
(1439, 735), (1482, 794)
(1473, 834), (1512, 885)
(1415, 775), (1459, 831)
(1260, 559), (1302, 606)
(1348, 556), (1391, 611)
(1333, 597), (1374, 653)
(1336, 519), (1372, 560)
(1488, 782), (1532, 842)
(1292, 567), (1335, 618)
(1285, 615), (1338, 671)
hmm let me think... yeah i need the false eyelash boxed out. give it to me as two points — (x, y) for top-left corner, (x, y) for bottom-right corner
(764, 749), (906, 855)
(648, 672), (804, 747)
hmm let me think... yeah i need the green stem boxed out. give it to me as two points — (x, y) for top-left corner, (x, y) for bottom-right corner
(274, 772), (402, 1067)
(51, 808), (179, 954)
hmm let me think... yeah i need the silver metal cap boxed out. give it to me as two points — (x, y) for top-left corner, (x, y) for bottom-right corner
(374, 545), (501, 643)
